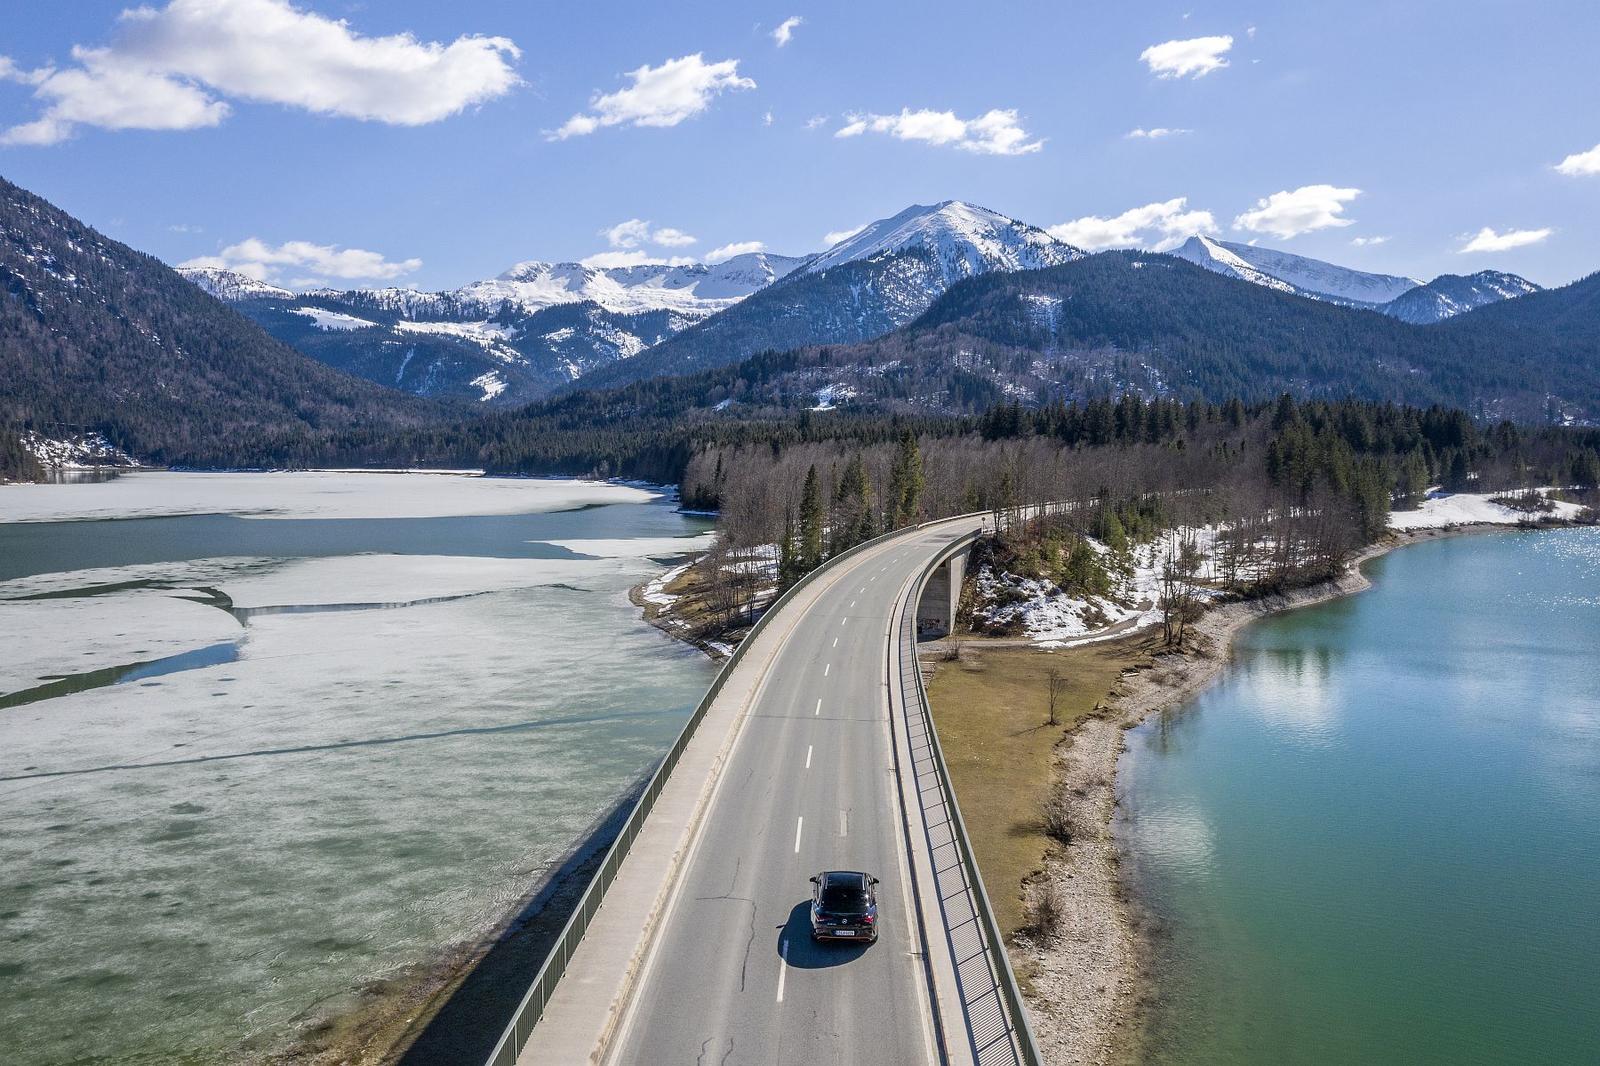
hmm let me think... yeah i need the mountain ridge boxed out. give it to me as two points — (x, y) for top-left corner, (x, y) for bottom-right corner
(0, 175), (445, 469)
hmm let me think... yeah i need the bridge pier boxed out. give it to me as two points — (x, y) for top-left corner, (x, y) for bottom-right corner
(914, 545), (968, 640)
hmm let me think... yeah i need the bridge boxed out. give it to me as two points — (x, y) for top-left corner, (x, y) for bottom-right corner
(488, 515), (1039, 1065)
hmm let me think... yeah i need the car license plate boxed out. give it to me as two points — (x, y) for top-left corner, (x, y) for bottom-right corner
(834, 929), (856, 936)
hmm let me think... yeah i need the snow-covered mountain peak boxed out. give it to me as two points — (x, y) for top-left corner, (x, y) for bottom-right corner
(805, 200), (1082, 281)
(1379, 270), (1542, 324)
(178, 266), (294, 302)
(1172, 234), (1421, 306)
(462, 251), (806, 317)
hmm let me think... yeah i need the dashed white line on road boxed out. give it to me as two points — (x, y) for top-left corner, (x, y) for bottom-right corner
(824, 663), (830, 676)
(840, 618), (847, 625)
(793, 816), (804, 853)
(832, 637), (839, 647)
(814, 698), (822, 716)
(838, 809), (849, 836)
(805, 745), (812, 769)
(776, 938), (788, 1002)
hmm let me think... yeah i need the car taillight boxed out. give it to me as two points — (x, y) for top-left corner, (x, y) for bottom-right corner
(862, 913), (874, 923)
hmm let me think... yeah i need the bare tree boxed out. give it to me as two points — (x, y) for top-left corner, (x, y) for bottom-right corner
(1046, 668), (1066, 726)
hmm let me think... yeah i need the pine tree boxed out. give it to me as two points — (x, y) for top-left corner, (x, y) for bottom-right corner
(799, 465), (825, 571)
(888, 431), (924, 528)
(1394, 448), (1430, 508)
(1572, 449), (1600, 490)
(831, 452), (875, 552)
(778, 505), (800, 588)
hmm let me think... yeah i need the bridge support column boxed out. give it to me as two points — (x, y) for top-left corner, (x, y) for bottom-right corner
(914, 546), (967, 641)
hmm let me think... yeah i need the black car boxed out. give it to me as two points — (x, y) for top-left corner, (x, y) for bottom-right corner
(809, 870), (879, 943)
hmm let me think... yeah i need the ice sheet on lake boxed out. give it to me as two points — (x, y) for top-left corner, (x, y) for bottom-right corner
(221, 553), (618, 608)
(0, 592), (242, 692)
(0, 470), (659, 524)
(540, 533), (718, 559)
(0, 579), (713, 1063)
(0, 483), (715, 1065)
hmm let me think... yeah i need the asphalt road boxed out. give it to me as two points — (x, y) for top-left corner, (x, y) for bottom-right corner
(604, 520), (982, 1066)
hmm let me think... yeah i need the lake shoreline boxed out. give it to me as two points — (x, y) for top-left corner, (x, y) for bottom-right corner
(1013, 520), (1578, 1066)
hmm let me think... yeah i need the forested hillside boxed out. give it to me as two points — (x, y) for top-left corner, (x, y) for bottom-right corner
(563, 252), (1600, 424)
(0, 176), (447, 469)
(899, 253), (1600, 420)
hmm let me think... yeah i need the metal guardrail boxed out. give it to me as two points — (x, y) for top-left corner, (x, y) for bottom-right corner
(483, 513), (988, 1066)
(898, 528), (1044, 1066)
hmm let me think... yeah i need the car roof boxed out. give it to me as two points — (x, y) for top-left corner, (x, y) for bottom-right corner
(820, 870), (870, 886)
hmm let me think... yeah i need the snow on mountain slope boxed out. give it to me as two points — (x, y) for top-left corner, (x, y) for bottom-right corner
(805, 201), (1081, 282)
(1172, 235), (1420, 305)
(455, 251), (807, 317)
(291, 307), (379, 331)
(1379, 271), (1541, 324)
(180, 267), (294, 302)
(177, 252), (806, 405)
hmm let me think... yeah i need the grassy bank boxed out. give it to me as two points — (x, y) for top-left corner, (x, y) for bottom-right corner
(924, 638), (1144, 941)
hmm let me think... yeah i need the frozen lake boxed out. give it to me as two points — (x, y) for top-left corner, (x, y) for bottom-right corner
(0, 472), (716, 1064)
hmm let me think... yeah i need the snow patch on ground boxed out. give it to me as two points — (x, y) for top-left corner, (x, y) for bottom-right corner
(812, 384), (858, 410)
(23, 431), (140, 469)
(471, 370), (508, 401)
(641, 562), (692, 607)
(975, 532), (1216, 648)
(292, 307), (378, 330)
(1388, 489), (1587, 530)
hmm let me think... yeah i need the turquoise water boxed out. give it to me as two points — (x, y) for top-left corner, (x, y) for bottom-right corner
(1120, 528), (1600, 1065)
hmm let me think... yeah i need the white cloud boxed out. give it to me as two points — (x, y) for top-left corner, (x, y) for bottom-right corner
(1047, 197), (1217, 252)
(834, 107), (1042, 155)
(772, 16), (803, 47)
(1, 0), (520, 146)
(651, 227), (697, 247)
(705, 240), (765, 262)
(551, 53), (753, 139)
(179, 237), (421, 284)
(601, 218), (697, 249)
(1554, 141), (1600, 176)
(804, 114), (826, 130)
(822, 224), (867, 247)
(1140, 35), (1233, 79)
(1125, 126), (1192, 139)
(579, 250), (697, 269)
(1350, 235), (1389, 246)
(1246, 25), (1258, 39)
(603, 219), (651, 249)
(1233, 184), (1360, 239)
(1458, 226), (1552, 253)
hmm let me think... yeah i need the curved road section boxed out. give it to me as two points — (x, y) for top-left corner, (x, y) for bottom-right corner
(518, 516), (1018, 1065)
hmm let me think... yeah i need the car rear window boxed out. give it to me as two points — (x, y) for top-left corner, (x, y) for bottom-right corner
(820, 879), (870, 911)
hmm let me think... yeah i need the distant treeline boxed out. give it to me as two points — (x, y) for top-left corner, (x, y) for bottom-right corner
(680, 395), (1600, 598)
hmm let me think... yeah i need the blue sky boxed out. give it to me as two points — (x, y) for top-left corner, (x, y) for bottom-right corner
(2, 0), (1597, 291)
